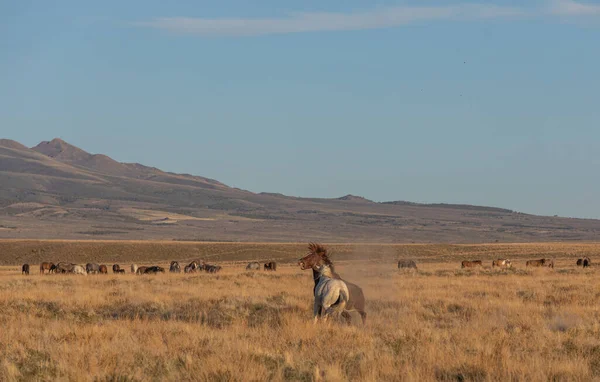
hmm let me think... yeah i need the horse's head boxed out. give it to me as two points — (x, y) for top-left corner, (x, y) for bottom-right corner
(298, 243), (331, 270)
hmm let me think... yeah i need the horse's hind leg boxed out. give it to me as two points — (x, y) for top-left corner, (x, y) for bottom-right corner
(359, 311), (367, 325)
(324, 302), (347, 322)
(341, 311), (352, 325)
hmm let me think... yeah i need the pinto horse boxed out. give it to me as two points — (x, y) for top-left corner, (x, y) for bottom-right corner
(298, 243), (367, 325)
(169, 261), (181, 273)
(184, 261), (199, 273)
(492, 259), (512, 269)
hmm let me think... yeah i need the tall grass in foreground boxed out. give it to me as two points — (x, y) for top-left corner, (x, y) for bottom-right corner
(0, 260), (599, 381)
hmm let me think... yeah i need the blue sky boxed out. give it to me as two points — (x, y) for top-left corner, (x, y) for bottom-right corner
(2, 1), (600, 218)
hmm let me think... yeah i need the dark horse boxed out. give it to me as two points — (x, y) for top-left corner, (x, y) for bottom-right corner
(298, 243), (367, 325)
(577, 257), (591, 268)
(264, 262), (277, 271)
(397, 259), (417, 269)
(22, 264), (30, 275)
(144, 266), (166, 274)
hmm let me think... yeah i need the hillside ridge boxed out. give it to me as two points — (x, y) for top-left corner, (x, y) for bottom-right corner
(1, 137), (599, 242)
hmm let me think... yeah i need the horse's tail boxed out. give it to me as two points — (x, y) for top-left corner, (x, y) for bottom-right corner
(324, 285), (350, 319)
(336, 286), (349, 308)
(340, 287), (349, 304)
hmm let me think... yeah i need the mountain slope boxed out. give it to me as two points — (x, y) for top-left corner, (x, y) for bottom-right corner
(1, 138), (600, 242)
(32, 138), (227, 188)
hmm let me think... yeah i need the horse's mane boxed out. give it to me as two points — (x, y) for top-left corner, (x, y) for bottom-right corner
(308, 242), (340, 277)
(318, 264), (335, 278)
(308, 243), (333, 265)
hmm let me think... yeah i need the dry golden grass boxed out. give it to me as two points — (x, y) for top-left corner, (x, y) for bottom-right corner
(1, 247), (600, 381)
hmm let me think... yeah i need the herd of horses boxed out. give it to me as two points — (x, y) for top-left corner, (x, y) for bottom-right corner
(24, 260), (272, 276)
(245, 261), (277, 271)
(459, 257), (592, 269)
(15, 245), (595, 325)
(24, 260), (224, 276)
(395, 257), (592, 270)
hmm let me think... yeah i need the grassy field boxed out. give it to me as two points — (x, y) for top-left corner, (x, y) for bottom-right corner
(1, 242), (600, 381)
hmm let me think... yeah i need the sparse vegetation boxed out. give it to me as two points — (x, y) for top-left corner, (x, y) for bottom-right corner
(0, 242), (599, 380)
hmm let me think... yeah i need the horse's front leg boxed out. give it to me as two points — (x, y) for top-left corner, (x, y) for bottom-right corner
(321, 304), (330, 323)
(313, 299), (321, 323)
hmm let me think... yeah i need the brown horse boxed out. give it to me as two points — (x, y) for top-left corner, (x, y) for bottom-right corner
(264, 262), (277, 271)
(298, 243), (367, 325)
(526, 259), (547, 267)
(136, 266), (148, 275)
(22, 264), (30, 275)
(461, 260), (482, 268)
(99, 265), (108, 274)
(39, 262), (55, 275)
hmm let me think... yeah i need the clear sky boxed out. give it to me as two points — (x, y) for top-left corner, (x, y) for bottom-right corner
(2, 1), (599, 218)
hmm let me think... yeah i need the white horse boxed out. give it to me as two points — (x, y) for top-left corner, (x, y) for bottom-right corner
(72, 265), (87, 275)
(313, 264), (349, 323)
(131, 264), (138, 274)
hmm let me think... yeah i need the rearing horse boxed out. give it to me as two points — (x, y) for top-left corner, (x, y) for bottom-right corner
(298, 243), (367, 324)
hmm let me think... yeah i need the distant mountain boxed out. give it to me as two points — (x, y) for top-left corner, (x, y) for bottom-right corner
(382, 200), (513, 213)
(336, 195), (373, 202)
(1, 138), (600, 242)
